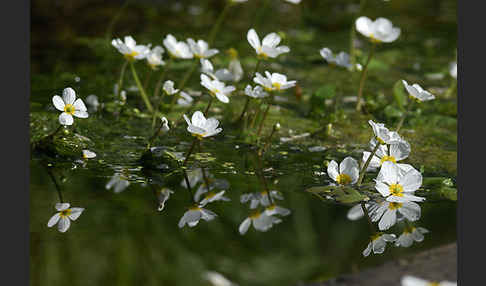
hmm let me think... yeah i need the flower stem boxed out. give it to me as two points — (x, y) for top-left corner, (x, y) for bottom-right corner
(154, 58), (173, 99)
(129, 61), (154, 113)
(117, 61), (128, 99)
(203, 97), (213, 116)
(360, 201), (376, 233)
(143, 69), (152, 91)
(208, 2), (232, 45)
(395, 99), (415, 132)
(46, 167), (63, 203)
(259, 125), (277, 156)
(257, 103), (271, 137)
(235, 59), (262, 124)
(357, 138), (380, 186)
(182, 169), (195, 203)
(183, 138), (199, 167)
(356, 42), (376, 111)
(169, 59), (198, 112)
(349, 0), (367, 67)
(146, 117), (168, 150)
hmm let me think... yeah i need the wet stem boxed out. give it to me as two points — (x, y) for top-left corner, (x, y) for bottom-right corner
(357, 138), (380, 186)
(182, 169), (195, 203)
(203, 97), (213, 116)
(129, 61), (154, 113)
(117, 61), (128, 99)
(256, 103), (271, 137)
(146, 117), (167, 150)
(182, 137), (199, 167)
(198, 142), (211, 193)
(356, 42), (376, 112)
(46, 167), (63, 203)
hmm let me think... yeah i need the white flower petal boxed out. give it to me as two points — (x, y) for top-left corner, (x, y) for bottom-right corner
(59, 113), (74, 126)
(52, 95), (65, 111)
(47, 213), (61, 227)
(58, 216), (71, 232)
(239, 217), (252, 235)
(62, 87), (76, 105)
(68, 208), (84, 220)
(327, 160), (339, 181)
(55, 203), (70, 211)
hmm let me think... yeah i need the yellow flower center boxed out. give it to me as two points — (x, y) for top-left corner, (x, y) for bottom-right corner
(227, 48), (238, 59)
(124, 51), (139, 61)
(272, 82), (282, 91)
(249, 211), (261, 219)
(205, 192), (216, 199)
(189, 206), (201, 211)
(427, 282), (440, 286)
(63, 104), (76, 115)
(257, 47), (268, 59)
(266, 204), (276, 211)
(377, 137), (385, 144)
(380, 155), (396, 164)
(389, 184), (404, 197)
(388, 202), (402, 210)
(60, 209), (72, 217)
(371, 232), (382, 241)
(336, 174), (352, 185)
(369, 34), (381, 44)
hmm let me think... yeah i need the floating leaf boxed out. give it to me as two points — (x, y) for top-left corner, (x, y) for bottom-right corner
(333, 187), (369, 204)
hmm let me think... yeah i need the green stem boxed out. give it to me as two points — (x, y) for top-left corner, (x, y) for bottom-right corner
(198, 142), (212, 193)
(396, 99), (415, 132)
(356, 43), (376, 111)
(349, 0), (367, 66)
(143, 69), (152, 91)
(146, 117), (168, 150)
(117, 61), (128, 99)
(250, 101), (262, 129)
(46, 167), (63, 203)
(357, 138), (380, 186)
(259, 126), (276, 156)
(182, 169), (195, 203)
(236, 59), (262, 124)
(203, 97), (213, 116)
(183, 138), (199, 167)
(208, 2), (232, 45)
(169, 59), (198, 112)
(360, 201), (376, 233)
(257, 103), (271, 137)
(129, 61), (154, 113)
(154, 58), (172, 99)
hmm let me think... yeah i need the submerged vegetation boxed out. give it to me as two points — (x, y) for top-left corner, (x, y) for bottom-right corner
(30, 0), (457, 285)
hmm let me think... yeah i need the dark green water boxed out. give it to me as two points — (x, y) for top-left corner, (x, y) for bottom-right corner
(30, 1), (457, 285)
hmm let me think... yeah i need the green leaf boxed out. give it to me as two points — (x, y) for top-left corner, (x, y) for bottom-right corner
(334, 187), (369, 204)
(305, 185), (335, 194)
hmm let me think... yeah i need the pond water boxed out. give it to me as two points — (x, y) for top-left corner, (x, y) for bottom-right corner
(30, 1), (457, 285)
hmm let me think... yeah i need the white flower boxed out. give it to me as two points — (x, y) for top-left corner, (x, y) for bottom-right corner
(362, 233), (396, 257)
(247, 28), (290, 59)
(239, 211), (282, 235)
(204, 271), (238, 286)
(183, 111), (222, 138)
(111, 36), (150, 61)
(347, 201), (384, 220)
(178, 205), (217, 228)
(231, 0), (248, 3)
(240, 190), (284, 209)
(177, 91), (194, 106)
(401, 275), (456, 286)
(395, 227), (429, 247)
(85, 94), (99, 112)
(160, 116), (170, 133)
(371, 201), (421, 230)
(47, 203), (84, 233)
(52, 87), (89, 126)
(253, 71), (296, 92)
(368, 120), (402, 144)
(157, 188), (174, 211)
(245, 85), (269, 98)
(82, 149), (96, 159)
(319, 48), (352, 69)
(163, 34), (193, 59)
(362, 139), (411, 172)
(200, 58), (242, 83)
(198, 190), (231, 206)
(375, 161), (425, 203)
(106, 173), (130, 193)
(146, 45), (165, 69)
(449, 61), (457, 79)
(187, 38), (219, 59)
(402, 80), (435, 102)
(284, 0), (301, 3)
(200, 73), (235, 103)
(163, 80), (179, 95)
(264, 204), (291, 216)
(355, 16), (401, 43)
(327, 157), (359, 185)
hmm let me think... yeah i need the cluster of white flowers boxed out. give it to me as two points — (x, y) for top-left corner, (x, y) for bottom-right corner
(239, 189), (290, 235)
(333, 120), (429, 257)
